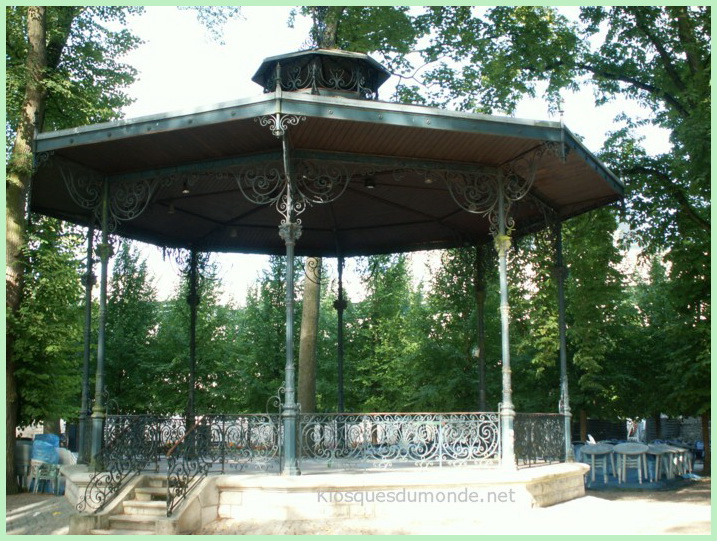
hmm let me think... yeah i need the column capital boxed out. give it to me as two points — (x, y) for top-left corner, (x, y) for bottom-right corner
(494, 233), (511, 257)
(279, 222), (302, 244)
(96, 242), (114, 262)
(81, 271), (97, 288)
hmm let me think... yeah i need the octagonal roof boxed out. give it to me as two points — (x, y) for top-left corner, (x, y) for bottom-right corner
(31, 60), (622, 257)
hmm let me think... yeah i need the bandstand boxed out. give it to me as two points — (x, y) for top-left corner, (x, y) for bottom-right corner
(29, 49), (621, 532)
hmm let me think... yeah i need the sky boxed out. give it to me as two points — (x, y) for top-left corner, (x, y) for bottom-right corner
(114, 6), (669, 303)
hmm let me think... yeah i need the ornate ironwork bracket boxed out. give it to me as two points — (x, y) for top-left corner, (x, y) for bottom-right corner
(61, 165), (163, 232)
(443, 142), (558, 238)
(233, 159), (353, 224)
(34, 150), (55, 171)
(266, 384), (286, 415)
(255, 114), (306, 138)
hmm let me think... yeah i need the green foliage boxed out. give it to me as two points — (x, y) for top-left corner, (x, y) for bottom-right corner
(105, 242), (159, 413)
(343, 255), (414, 411)
(404, 5), (709, 418)
(10, 218), (84, 426)
(233, 256), (296, 413)
(150, 252), (246, 415)
(410, 248), (501, 411)
(293, 6), (421, 72)
(5, 6), (143, 141)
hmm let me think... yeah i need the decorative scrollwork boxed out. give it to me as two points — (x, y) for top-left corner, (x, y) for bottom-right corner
(34, 150), (55, 170)
(61, 167), (103, 213)
(77, 415), (163, 514)
(443, 143), (555, 238)
(262, 57), (379, 100)
(60, 166), (161, 233)
(108, 178), (158, 225)
(299, 412), (500, 469)
(255, 114), (306, 138)
(267, 385), (286, 415)
(303, 257), (322, 286)
(234, 162), (285, 206)
(295, 160), (352, 204)
(444, 170), (500, 217)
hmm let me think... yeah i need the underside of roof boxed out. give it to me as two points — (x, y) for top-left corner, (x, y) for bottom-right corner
(31, 91), (622, 257)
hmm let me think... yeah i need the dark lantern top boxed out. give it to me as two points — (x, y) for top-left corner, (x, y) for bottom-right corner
(252, 48), (392, 100)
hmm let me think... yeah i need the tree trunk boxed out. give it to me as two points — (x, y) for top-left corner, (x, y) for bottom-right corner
(579, 409), (588, 442)
(6, 5), (48, 495)
(298, 257), (321, 414)
(311, 6), (345, 49)
(701, 412), (710, 475)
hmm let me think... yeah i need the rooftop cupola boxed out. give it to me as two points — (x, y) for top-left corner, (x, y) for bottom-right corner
(252, 49), (391, 100)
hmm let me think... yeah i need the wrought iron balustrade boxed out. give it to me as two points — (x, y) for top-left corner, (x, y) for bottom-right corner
(78, 415), (173, 513)
(166, 414), (281, 516)
(514, 413), (566, 466)
(299, 412), (500, 468)
(79, 411), (567, 516)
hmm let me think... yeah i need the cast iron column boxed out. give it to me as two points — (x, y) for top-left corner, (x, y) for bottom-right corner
(90, 182), (111, 469)
(279, 134), (301, 475)
(554, 221), (574, 461)
(495, 175), (516, 469)
(334, 256), (347, 413)
(474, 244), (487, 412)
(187, 249), (199, 428)
(78, 226), (96, 464)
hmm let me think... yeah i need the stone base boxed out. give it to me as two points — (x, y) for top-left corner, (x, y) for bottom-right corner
(216, 463), (589, 522)
(66, 463), (589, 534)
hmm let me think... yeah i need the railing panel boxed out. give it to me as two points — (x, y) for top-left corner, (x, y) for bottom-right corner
(78, 415), (164, 513)
(514, 413), (566, 466)
(166, 414), (281, 516)
(299, 413), (500, 468)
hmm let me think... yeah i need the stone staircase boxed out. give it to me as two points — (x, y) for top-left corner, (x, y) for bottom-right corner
(90, 475), (168, 535)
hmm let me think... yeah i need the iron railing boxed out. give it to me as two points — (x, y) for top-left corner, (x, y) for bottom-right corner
(299, 412), (500, 468)
(78, 411), (565, 516)
(514, 413), (566, 466)
(166, 414), (281, 516)
(77, 415), (170, 513)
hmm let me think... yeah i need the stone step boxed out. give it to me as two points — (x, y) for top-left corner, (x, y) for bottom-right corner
(134, 487), (168, 501)
(91, 528), (155, 535)
(124, 500), (168, 516)
(145, 476), (168, 489)
(109, 514), (158, 531)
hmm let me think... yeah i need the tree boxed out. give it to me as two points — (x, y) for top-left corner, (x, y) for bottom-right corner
(344, 255), (416, 411)
(6, 5), (144, 494)
(8, 218), (84, 428)
(409, 5), (709, 448)
(292, 6), (421, 72)
(411, 247), (501, 412)
(6, 5), (243, 492)
(298, 257), (321, 414)
(235, 257), (298, 412)
(104, 242), (158, 413)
